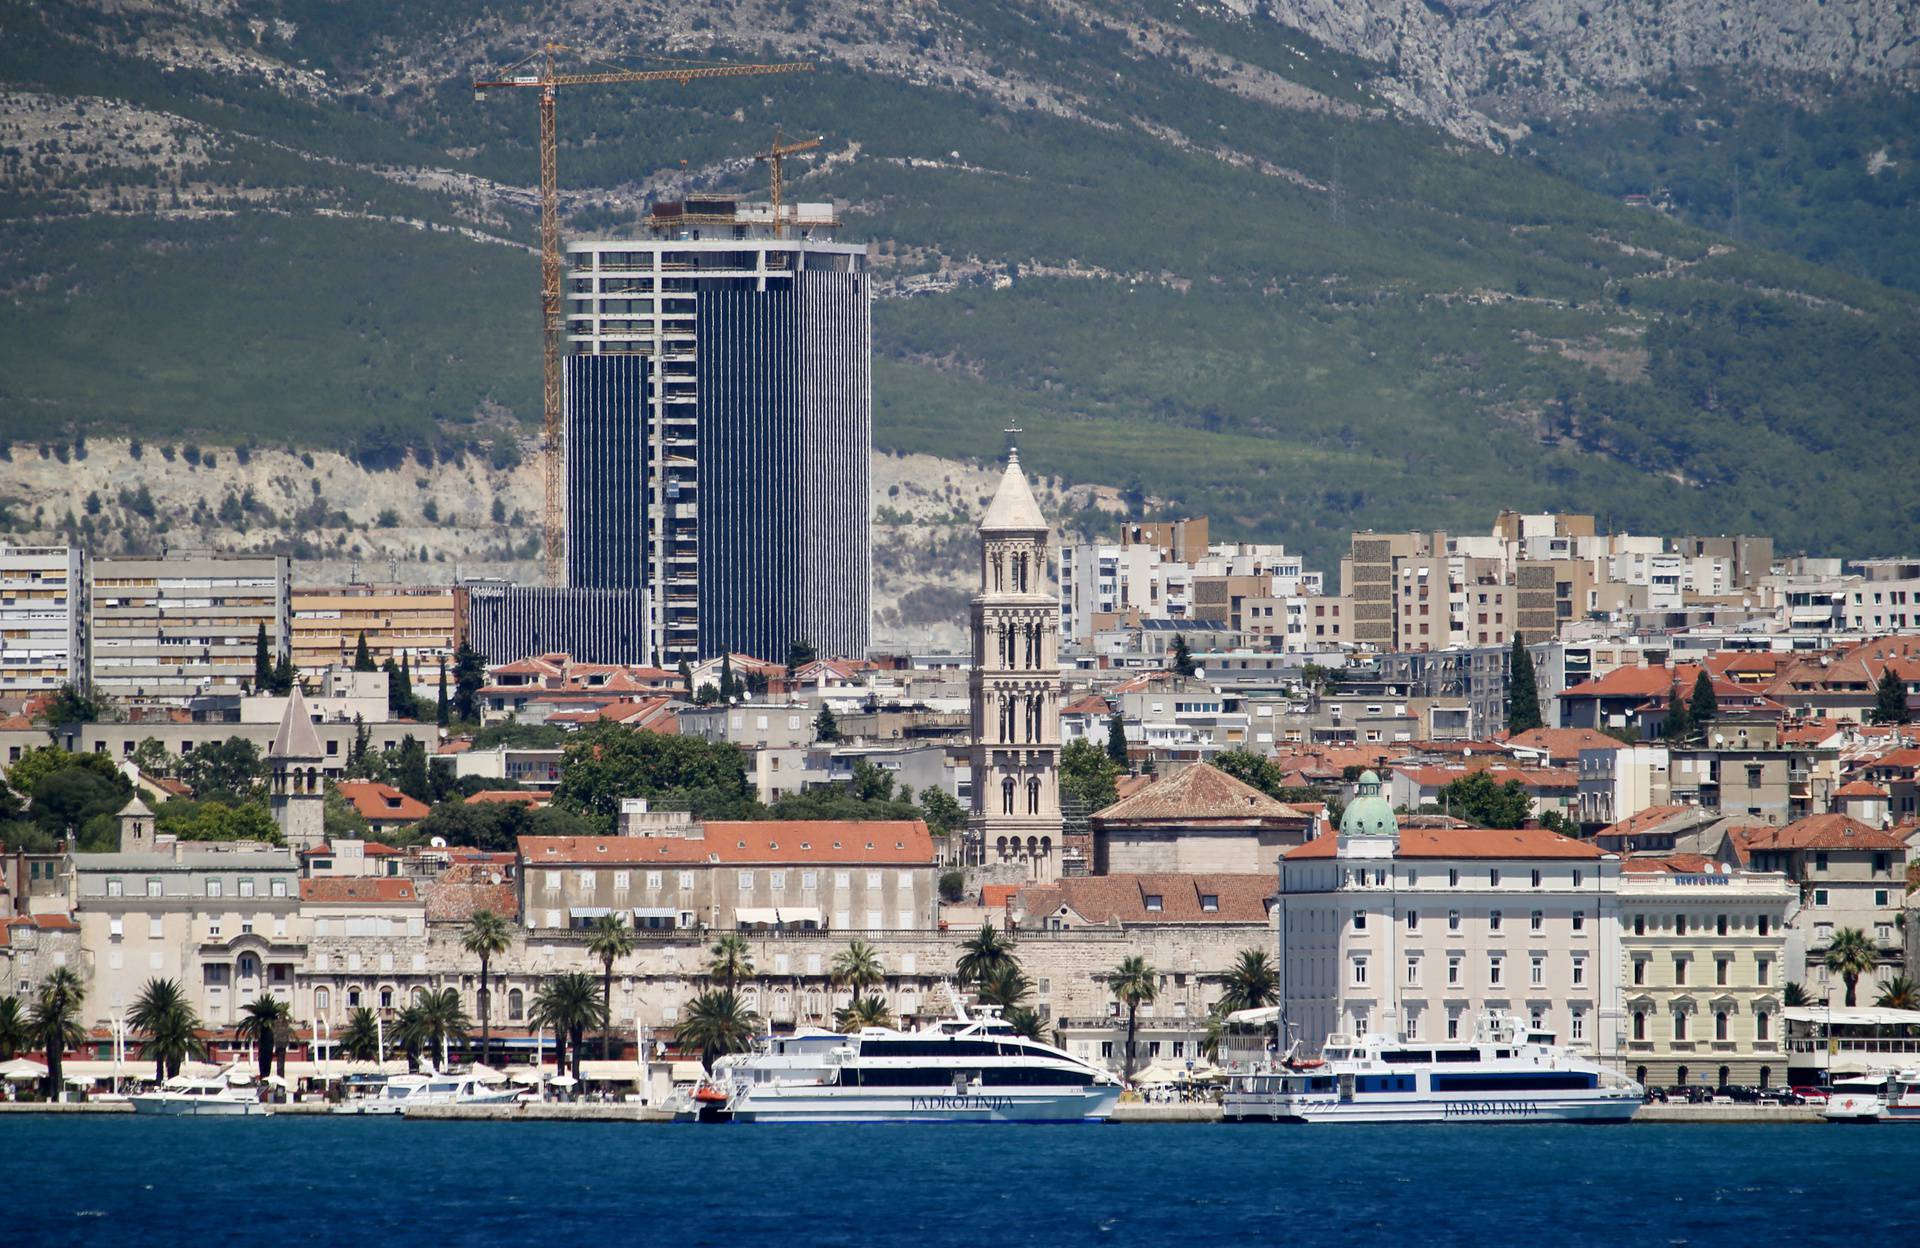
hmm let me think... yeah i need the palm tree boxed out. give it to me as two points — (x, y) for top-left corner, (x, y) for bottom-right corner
(1874, 974), (1918, 1010)
(1106, 956), (1158, 1084)
(586, 913), (637, 1059)
(0, 995), (27, 1061)
(339, 1007), (381, 1061)
(977, 961), (1033, 1010)
(419, 987), (470, 1066)
(461, 910), (514, 1066)
(127, 977), (205, 1081)
(1824, 927), (1880, 1008)
(28, 967), (86, 1099)
(1003, 1005), (1045, 1042)
(236, 994), (292, 1083)
(835, 995), (895, 1031)
(675, 989), (761, 1069)
(531, 972), (605, 1081)
(1783, 981), (1809, 1008)
(830, 940), (885, 1019)
(1219, 949), (1279, 1014)
(956, 923), (1016, 987)
(707, 933), (753, 994)
(392, 1005), (430, 1072)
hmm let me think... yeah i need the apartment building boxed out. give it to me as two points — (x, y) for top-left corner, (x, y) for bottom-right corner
(516, 820), (937, 933)
(0, 545), (87, 699)
(1617, 857), (1794, 1089)
(1730, 815), (1908, 1004)
(1278, 773), (1621, 1056)
(89, 551), (289, 702)
(290, 585), (463, 676)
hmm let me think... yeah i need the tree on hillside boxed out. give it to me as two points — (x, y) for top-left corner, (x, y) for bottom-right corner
(1170, 634), (1197, 677)
(1436, 771), (1534, 829)
(1105, 713), (1129, 768)
(1506, 633), (1543, 733)
(1688, 669), (1718, 739)
(552, 726), (751, 827)
(178, 736), (264, 800)
(392, 737), (430, 804)
(1869, 667), (1912, 726)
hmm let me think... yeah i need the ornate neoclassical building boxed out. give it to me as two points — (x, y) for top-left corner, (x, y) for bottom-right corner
(967, 445), (1063, 880)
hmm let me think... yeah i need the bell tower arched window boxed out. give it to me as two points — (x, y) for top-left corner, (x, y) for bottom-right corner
(1002, 777), (1016, 815)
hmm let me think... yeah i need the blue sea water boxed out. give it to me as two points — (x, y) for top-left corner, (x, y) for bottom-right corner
(11, 1118), (1918, 1248)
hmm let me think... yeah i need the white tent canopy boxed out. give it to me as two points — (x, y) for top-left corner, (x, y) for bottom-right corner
(0, 1058), (48, 1082)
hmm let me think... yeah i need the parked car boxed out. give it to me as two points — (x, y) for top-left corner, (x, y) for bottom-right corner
(1790, 1085), (1830, 1105)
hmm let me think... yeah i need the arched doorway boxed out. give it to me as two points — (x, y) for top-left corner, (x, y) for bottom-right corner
(1635, 1065), (1648, 1089)
(1717, 1065), (1730, 1089)
(1676, 1064), (1689, 1087)
(1758, 1066), (1771, 1089)
(236, 952), (261, 998)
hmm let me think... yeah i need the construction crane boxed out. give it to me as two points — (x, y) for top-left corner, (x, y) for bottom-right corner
(473, 45), (813, 583)
(754, 128), (823, 237)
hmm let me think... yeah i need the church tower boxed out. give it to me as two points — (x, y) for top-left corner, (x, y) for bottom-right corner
(968, 441), (1063, 881)
(269, 688), (327, 852)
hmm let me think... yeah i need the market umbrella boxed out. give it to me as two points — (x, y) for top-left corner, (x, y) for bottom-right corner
(0, 1059), (48, 1082)
(508, 1069), (545, 1086)
(469, 1063), (507, 1084)
(549, 1074), (579, 1088)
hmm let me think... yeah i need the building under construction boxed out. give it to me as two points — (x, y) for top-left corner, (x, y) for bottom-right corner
(560, 196), (870, 664)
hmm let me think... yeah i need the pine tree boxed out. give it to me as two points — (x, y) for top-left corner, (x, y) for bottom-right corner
(352, 632), (375, 672)
(436, 662), (450, 727)
(1170, 634), (1196, 678)
(1662, 684), (1690, 743)
(1688, 669), (1718, 738)
(253, 624), (272, 692)
(1869, 666), (1912, 725)
(1105, 713), (1129, 769)
(271, 653), (296, 696)
(1506, 633), (1543, 734)
(813, 705), (840, 743)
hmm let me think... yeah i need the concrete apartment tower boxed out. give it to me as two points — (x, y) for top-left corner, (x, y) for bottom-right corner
(967, 443), (1063, 882)
(268, 688), (326, 851)
(560, 197), (870, 664)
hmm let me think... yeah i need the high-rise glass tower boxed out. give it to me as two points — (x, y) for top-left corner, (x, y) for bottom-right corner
(562, 197), (870, 663)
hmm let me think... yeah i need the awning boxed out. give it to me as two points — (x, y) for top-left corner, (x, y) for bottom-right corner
(734, 906), (823, 927)
(579, 1060), (645, 1082)
(569, 907), (612, 919)
(630, 907), (681, 919)
(669, 1061), (705, 1083)
(1225, 1006), (1282, 1027)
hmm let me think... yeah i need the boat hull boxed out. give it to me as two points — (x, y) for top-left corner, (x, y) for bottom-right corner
(129, 1096), (271, 1117)
(728, 1084), (1120, 1124)
(1223, 1092), (1639, 1124)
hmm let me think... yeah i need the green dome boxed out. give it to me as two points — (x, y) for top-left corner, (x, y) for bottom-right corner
(1340, 770), (1398, 838)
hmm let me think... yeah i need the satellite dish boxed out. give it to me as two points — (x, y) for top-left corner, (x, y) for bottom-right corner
(430, 836), (448, 848)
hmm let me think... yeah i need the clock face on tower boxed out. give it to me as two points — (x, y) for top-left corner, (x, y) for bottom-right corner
(969, 446), (1063, 879)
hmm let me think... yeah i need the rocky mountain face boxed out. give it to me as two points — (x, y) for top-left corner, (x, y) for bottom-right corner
(1247, 0), (1918, 142)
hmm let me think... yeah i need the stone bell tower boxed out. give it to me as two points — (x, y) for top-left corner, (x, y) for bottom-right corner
(269, 687), (327, 852)
(967, 438), (1063, 882)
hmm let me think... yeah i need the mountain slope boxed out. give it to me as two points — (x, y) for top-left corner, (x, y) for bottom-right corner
(1, 0), (1917, 574)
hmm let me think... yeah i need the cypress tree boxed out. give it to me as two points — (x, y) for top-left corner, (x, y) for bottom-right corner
(1869, 666), (1912, 725)
(452, 642), (485, 721)
(678, 659), (694, 700)
(1105, 713), (1129, 768)
(253, 624), (272, 692)
(1662, 684), (1690, 743)
(436, 661), (450, 727)
(271, 653), (296, 696)
(1170, 634), (1196, 678)
(1506, 632), (1543, 734)
(1688, 669), (1718, 738)
(352, 631), (375, 672)
(720, 654), (736, 702)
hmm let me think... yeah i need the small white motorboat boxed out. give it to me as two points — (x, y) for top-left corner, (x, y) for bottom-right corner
(130, 1067), (272, 1117)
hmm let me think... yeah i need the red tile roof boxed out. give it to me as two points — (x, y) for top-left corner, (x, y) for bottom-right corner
(1017, 873), (1273, 925)
(1286, 826), (1604, 860)
(1620, 853), (1722, 875)
(1733, 815), (1908, 852)
(298, 878), (419, 904)
(981, 883), (1022, 909)
(1503, 727), (1626, 763)
(1392, 764), (1578, 790)
(421, 861), (519, 923)
(1835, 780), (1889, 798)
(463, 790), (547, 806)
(1596, 805), (1706, 841)
(1092, 762), (1307, 824)
(335, 781), (430, 824)
(519, 820), (935, 867)
(299, 841), (402, 857)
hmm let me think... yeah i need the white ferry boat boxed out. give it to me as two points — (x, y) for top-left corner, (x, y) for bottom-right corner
(333, 1068), (521, 1115)
(130, 1067), (272, 1117)
(1221, 1009), (1642, 1123)
(707, 998), (1121, 1123)
(1824, 1070), (1920, 1123)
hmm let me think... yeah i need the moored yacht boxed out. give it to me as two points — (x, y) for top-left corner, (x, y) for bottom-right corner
(1222, 1009), (1642, 1123)
(333, 1068), (521, 1115)
(130, 1067), (272, 1117)
(708, 996), (1120, 1123)
(1824, 1070), (1920, 1123)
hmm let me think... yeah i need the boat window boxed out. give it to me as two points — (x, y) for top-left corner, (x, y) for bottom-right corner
(1379, 1050), (1434, 1064)
(1433, 1049), (1479, 1063)
(1430, 1072), (1598, 1092)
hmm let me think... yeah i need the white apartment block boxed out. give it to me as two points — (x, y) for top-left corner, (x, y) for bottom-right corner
(90, 551), (290, 702)
(0, 545), (86, 698)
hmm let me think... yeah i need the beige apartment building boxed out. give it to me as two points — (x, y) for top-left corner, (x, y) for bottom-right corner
(290, 585), (464, 677)
(0, 544), (87, 700)
(1618, 858), (1794, 1089)
(90, 551), (289, 702)
(1730, 816), (1909, 1004)
(516, 820), (939, 934)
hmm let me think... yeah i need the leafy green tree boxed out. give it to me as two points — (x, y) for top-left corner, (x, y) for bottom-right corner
(410, 798), (594, 852)
(154, 798), (280, 844)
(0, 994), (26, 1060)
(677, 660), (694, 700)
(553, 726), (751, 828)
(1824, 928), (1879, 1008)
(675, 990), (759, 1069)
(178, 737), (264, 800)
(392, 736), (431, 803)
(29, 967), (86, 1098)
(1218, 949), (1279, 1014)
(391, 1005), (429, 1072)
(1436, 771), (1534, 829)
(30, 765), (132, 846)
(1003, 1006), (1045, 1042)
(531, 972), (606, 1080)
(956, 924), (1016, 987)
(719, 654), (737, 703)
(586, 914), (637, 1059)
(352, 632), (375, 672)
(1169, 634), (1197, 677)
(271, 653), (296, 696)
(236, 994), (293, 1082)
(1105, 713), (1129, 768)
(452, 642), (486, 722)
(1869, 667), (1912, 726)
(4, 747), (120, 800)
(1213, 749), (1283, 796)
(919, 787), (965, 837)
(418, 987), (469, 1064)
(1507, 633), (1543, 733)
(461, 910), (515, 1066)
(812, 705), (841, 742)
(127, 977), (206, 1081)
(1106, 956), (1158, 1082)
(785, 640), (817, 677)
(38, 682), (113, 726)
(831, 941), (885, 1012)
(1782, 982), (1809, 1008)
(339, 1007), (381, 1061)
(938, 870), (967, 902)
(1688, 669), (1718, 739)
(707, 933), (754, 994)
(129, 737), (171, 778)
(1060, 737), (1121, 813)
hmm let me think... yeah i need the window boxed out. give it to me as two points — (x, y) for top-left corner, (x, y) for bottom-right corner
(1673, 1012), (1688, 1042)
(1572, 870), (1583, 888)
(1675, 914), (1687, 936)
(1489, 869), (1501, 887)
(1758, 914), (1770, 936)
(1448, 909), (1461, 932)
(1530, 910), (1543, 932)
(206, 879), (223, 898)
(1757, 958), (1771, 986)
(738, 870), (754, 891)
(148, 916), (163, 939)
(1489, 910), (1502, 932)
(1875, 889), (1891, 908)
(1352, 911), (1367, 931)
(1716, 959), (1730, 987)
(1405, 955), (1421, 986)
(1756, 1011), (1771, 1042)
(1674, 958), (1687, 985)
(1351, 957), (1369, 986)
(1448, 869), (1459, 888)
(1715, 1012), (1730, 1042)
(1447, 956), (1461, 986)
(1814, 889), (1829, 906)
(314, 987), (331, 1013)
(1488, 956), (1503, 987)
(1200, 894), (1219, 912)
(1633, 914), (1645, 936)
(770, 871), (786, 893)
(1529, 957), (1544, 987)
(679, 872), (694, 892)
(1632, 1012), (1647, 1042)
(1815, 851), (1829, 872)
(107, 877), (124, 898)
(1716, 913), (1728, 936)
(612, 871), (631, 891)
(1571, 957), (1586, 987)
(1447, 1013), (1461, 1040)
(1633, 958), (1647, 986)
(1571, 1009), (1586, 1042)
(801, 871), (818, 890)
(238, 878), (255, 898)
(270, 879), (287, 898)
(544, 872), (560, 894)
(508, 989), (525, 1021)
(1530, 869), (1542, 887)
(1144, 894), (1163, 912)
(576, 869), (595, 890)
(1406, 910), (1419, 931)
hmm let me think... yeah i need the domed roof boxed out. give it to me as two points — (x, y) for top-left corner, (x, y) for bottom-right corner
(979, 448), (1049, 533)
(1340, 770), (1398, 839)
